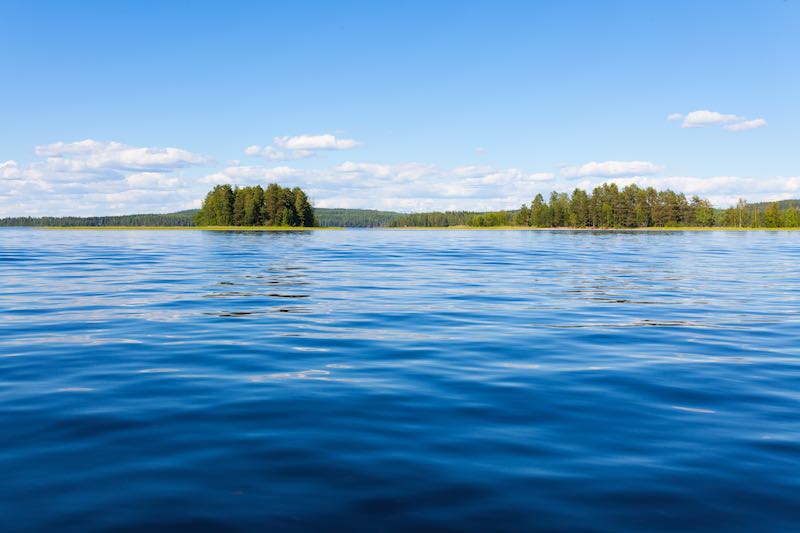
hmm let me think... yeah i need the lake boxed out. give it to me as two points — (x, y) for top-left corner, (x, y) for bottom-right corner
(1, 228), (799, 531)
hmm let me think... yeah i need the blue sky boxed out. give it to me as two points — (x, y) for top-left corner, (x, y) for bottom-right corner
(1, 0), (798, 215)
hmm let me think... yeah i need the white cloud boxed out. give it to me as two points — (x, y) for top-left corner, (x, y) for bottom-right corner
(669, 109), (767, 132)
(273, 134), (360, 151)
(0, 160), (21, 179)
(560, 160), (660, 178)
(723, 118), (767, 132)
(0, 140), (211, 216)
(34, 139), (210, 170)
(681, 110), (742, 128)
(34, 139), (106, 156)
(244, 145), (262, 156)
(2, 138), (797, 216)
(244, 145), (314, 161)
(125, 172), (180, 188)
(189, 159), (800, 212)
(199, 162), (606, 212)
(245, 133), (361, 161)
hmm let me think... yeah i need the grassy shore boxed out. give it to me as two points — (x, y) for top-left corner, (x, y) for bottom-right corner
(386, 226), (800, 231)
(40, 226), (342, 231)
(35, 225), (800, 231)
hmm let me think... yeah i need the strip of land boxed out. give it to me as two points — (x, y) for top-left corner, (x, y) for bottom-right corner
(35, 225), (800, 231)
(3, 189), (800, 230)
(386, 226), (800, 231)
(40, 226), (342, 231)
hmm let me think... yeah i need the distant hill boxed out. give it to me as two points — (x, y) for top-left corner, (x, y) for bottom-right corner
(387, 211), (486, 227)
(748, 199), (800, 210)
(0, 207), (403, 228)
(315, 208), (401, 227)
(0, 210), (198, 227)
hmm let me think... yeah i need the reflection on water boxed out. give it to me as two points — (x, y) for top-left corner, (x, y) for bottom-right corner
(1, 228), (799, 531)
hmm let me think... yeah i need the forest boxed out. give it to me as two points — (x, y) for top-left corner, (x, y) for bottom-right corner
(195, 184), (316, 227)
(391, 184), (800, 228)
(387, 211), (482, 227)
(0, 210), (197, 227)
(314, 208), (400, 227)
(505, 184), (716, 228)
(0, 208), (401, 228)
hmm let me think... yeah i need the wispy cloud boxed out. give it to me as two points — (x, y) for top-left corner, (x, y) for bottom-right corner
(244, 145), (314, 161)
(560, 160), (660, 178)
(34, 139), (210, 170)
(668, 110), (767, 132)
(245, 133), (361, 161)
(274, 134), (360, 151)
(723, 118), (768, 132)
(0, 160), (21, 179)
(681, 110), (742, 128)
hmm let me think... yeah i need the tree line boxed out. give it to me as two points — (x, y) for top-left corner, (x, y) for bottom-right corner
(195, 184), (317, 227)
(505, 184), (717, 228)
(386, 184), (800, 228)
(0, 211), (196, 227)
(720, 199), (800, 228)
(0, 207), (396, 228)
(387, 211), (482, 227)
(315, 208), (401, 227)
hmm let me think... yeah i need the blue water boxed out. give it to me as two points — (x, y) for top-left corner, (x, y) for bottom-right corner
(1, 229), (799, 531)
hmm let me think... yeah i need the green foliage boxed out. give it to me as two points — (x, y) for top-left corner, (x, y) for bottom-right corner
(382, 186), (800, 229)
(434, 184), (723, 229)
(0, 210), (197, 227)
(195, 183), (316, 227)
(468, 211), (513, 227)
(719, 198), (800, 228)
(195, 184), (234, 226)
(764, 202), (781, 228)
(513, 204), (530, 226)
(519, 184), (711, 228)
(749, 199), (800, 211)
(314, 208), (401, 227)
(388, 211), (481, 227)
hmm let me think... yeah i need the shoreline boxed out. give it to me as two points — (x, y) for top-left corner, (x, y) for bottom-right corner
(385, 226), (800, 231)
(26, 225), (800, 231)
(38, 226), (343, 231)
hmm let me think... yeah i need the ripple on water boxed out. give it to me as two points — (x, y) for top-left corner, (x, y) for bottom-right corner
(0, 228), (799, 531)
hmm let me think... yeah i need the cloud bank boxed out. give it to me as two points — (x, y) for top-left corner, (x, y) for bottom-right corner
(1, 139), (798, 216)
(0, 139), (210, 216)
(199, 160), (800, 212)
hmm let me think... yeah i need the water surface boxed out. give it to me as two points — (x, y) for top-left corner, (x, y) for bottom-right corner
(1, 229), (799, 531)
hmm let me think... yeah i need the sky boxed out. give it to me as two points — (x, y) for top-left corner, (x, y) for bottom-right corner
(1, 0), (799, 216)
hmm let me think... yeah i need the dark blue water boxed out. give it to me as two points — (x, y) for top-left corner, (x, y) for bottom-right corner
(1, 229), (799, 531)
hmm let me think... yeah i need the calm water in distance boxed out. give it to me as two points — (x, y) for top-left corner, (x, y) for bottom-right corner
(1, 228), (799, 532)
